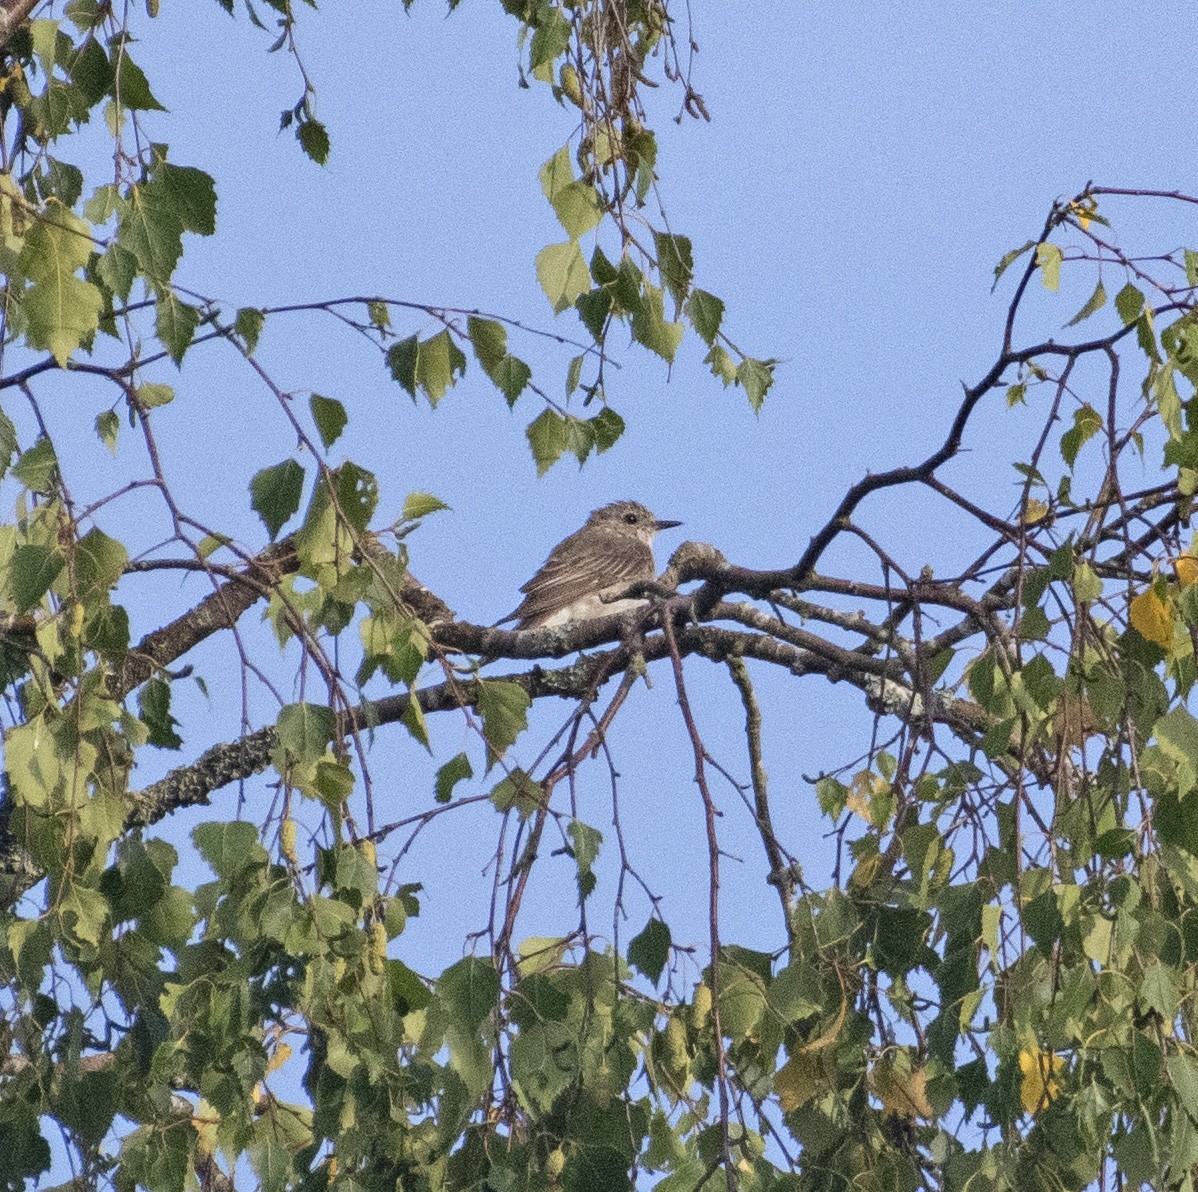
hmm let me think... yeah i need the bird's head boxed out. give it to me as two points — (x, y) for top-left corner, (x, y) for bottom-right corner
(587, 501), (682, 543)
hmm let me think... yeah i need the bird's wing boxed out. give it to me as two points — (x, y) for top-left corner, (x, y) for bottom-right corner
(502, 529), (653, 628)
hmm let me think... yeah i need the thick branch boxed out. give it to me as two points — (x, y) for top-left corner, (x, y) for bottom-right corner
(0, 0), (41, 52)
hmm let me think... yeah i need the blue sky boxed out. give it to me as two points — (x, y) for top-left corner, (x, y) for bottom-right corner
(26, 1), (1198, 976)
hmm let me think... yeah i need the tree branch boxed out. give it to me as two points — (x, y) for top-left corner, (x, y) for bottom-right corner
(0, 0), (42, 53)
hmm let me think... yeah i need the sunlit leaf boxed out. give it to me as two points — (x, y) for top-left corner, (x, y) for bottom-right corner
(1018, 1047), (1065, 1114)
(1129, 587), (1173, 648)
(1035, 242), (1062, 292)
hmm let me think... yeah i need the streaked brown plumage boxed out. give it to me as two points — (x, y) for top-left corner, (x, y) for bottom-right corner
(500, 501), (681, 630)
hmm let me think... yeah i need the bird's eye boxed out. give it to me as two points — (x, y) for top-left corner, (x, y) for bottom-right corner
(624, 513), (639, 524)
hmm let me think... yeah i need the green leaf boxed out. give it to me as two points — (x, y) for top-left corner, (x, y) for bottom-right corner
(415, 329), (467, 405)
(564, 414), (595, 466)
(1152, 706), (1198, 799)
(435, 752), (473, 803)
(155, 292), (199, 365)
(1115, 282), (1144, 325)
(816, 776), (848, 816)
(194, 820), (264, 880)
(313, 759), (354, 809)
(526, 407), (567, 475)
(439, 956), (500, 1031)
(716, 960), (768, 1040)
(250, 459), (305, 540)
(9, 544), (64, 612)
(12, 436), (58, 493)
(477, 679), (530, 764)
(23, 272), (102, 366)
(590, 406), (624, 453)
(567, 819), (602, 903)
(137, 381), (174, 408)
(1065, 278), (1107, 327)
(95, 241), (137, 300)
(119, 183), (182, 282)
(386, 335), (418, 397)
(235, 306), (265, 353)
(0, 407), (16, 483)
(705, 343), (736, 385)
(628, 917), (671, 984)
(536, 240), (590, 314)
(631, 283), (683, 363)
(68, 36), (112, 106)
(153, 162), (217, 234)
(1141, 961), (1180, 1019)
(467, 315), (506, 372)
(39, 158), (84, 208)
(74, 527), (127, 603)
(565, 353), (584, 396)
(490, 353), (531, 405)
(138, 677), (182, 748)
(402, 491), (450, 520)
(1059, 403), (1102, 468)
(993, 239), (1035, 288)
(296, 463), (378, 569)
(297, 118), (330, 164)
(539, 146), (602, 237)
(19, 203), (102, 366)
(250, 1108), (304, 1192)
(688, 288), (724, 345)
(528, 5), (570, 73)
(276, 702), (335, 767)
(115, 52), (166, 110)
(552, 181), (603, 238)
(767, 962), (823, 1022)
(1035, 242), (1062, 292)
(29, 18), (63, 71)
(575, 286), (613, 341)
(88, 602), (129, 659)
(1168, 1053), (1198, 1117)
(468, 317), (531, 404)
(309, 392), (347, 448)
(402, 693), (431, 748)
(655, 232), (693, 314)
(737, 357), (775, 411)
(84, 183), (121, 224)
(95, 409), (119, 453)
(490, 768), (542, 816)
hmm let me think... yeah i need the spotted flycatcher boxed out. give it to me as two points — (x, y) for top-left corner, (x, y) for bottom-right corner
(499, 501), (682, 630)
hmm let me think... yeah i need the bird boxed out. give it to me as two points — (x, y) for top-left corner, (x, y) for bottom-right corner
(498, 500), (682, 630)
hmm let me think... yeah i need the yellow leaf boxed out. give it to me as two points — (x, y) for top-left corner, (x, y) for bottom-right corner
(280, 817), (298, 864)
(1129, 588), (1174, 649)
(849, 852), (883, 889)
(192, 1098), (220, 1156)
(1023, 498), (1049, 524)
(1067, 197), (1096, 231)
(775, 1047), (836, 1113)
(1173, 555), (1198, 587)
(1036, 242), (1063, 292)
(266, 1040), (292, 1075)
(872, 1054), (935, 1121)
(846, 770), (889, 825)
(1018, 1047), (1065, 1114)
(1053, 691), (1099, 747)
(774, 990), (849, 1112)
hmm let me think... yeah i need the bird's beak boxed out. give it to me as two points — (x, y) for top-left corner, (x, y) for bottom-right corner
(655, 519), (683, 530)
